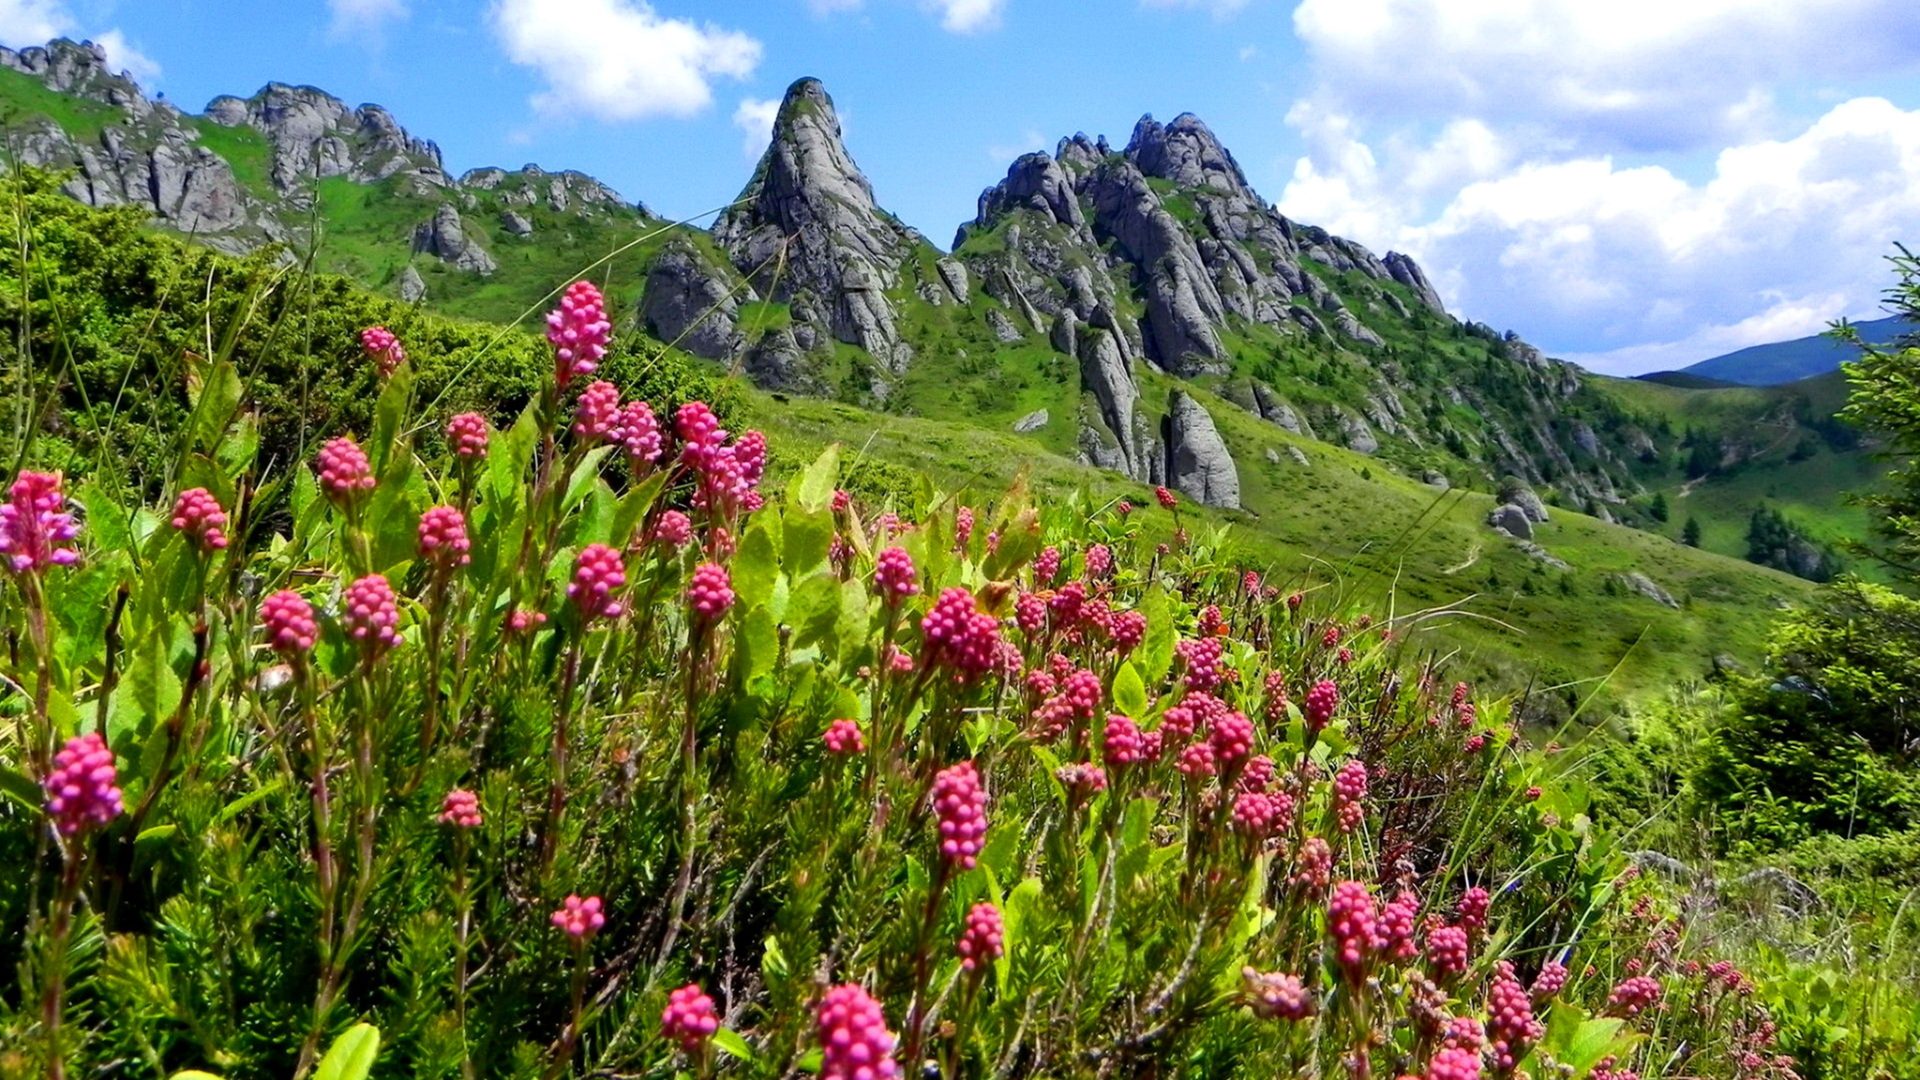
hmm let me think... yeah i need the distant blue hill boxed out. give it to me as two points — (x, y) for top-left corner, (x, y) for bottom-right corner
(1646, 315), (1915, 387)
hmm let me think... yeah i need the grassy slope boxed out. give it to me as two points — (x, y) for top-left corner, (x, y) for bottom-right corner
(1592, 371), (1881, 568)
(754, 371), (1816, 704)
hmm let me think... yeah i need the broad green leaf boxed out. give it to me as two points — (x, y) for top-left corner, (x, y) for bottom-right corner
(1140, 586), (1175, 686)
(185, 358), (243, 455)
(0, 766), (39, 811)
(76, 479), (134, 556)
(712, 1028), (754, 1062)
(1112, 662), (1146, 718)
(608, 469), (670, 548)
(790, 442), (841, 512)
(313, 1022), (380, 1080)
(782, 506), (834, 577)
(369, 366), (415, 472)
(733, 524), (779, 610)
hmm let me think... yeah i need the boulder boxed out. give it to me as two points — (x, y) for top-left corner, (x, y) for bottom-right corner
(411, 204), (496, 275)
(1013, 409), (1050, 433)
(1162, 390), (1240, 509)
(639, 235), (741, 361)
(397, 264), (427, 303)
(1488, 504), (1533, 540)
(1617, 571), (1680, 609)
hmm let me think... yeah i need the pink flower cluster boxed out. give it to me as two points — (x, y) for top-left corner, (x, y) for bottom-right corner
(439, 788), (482, 828)
(921, 587), (1002, 679)
(954, 505), (975, 549)
(823, 719), (864, 756)
(1231, 790), (1292, 838)
(360, 325), (406, 377)
(651, 510), (693, 549)
(676, 402), (764, 517)
(1457, 886), (1491, 933)
(317, 437), (375, 502)
(417, 506), (470, 568)
(261, 590), (318, 655)
(1243, 968), (1314, 1021)
(1608, 975), (1663, 1018)
(551, 894), (606, 939)
(1085, 543), (1112, 580)
(1210, 710), (1254, 766)
(956, 901), (1005, 972)
(569, 544), (628, 621)
(1331, 759), (1368, 833)
(1424, 1046), (1483, 1080)
(43, 732), (123, 836)
(548, 281), (611, 388)
(1426, 925), (1471, 978)
(1293, 837), (1333, 891)
(1176, 635), (1226, 692)
(446, 412), (491, 459)
(816, 983), (899, 1080)
(872, 546), (918, 605)
(617, 399), (663, 466)
(2, 470), (80, 572)
(931, 761), (988, 870)
(1487, 961), (1544, 1072)
(1056, 761), (1107, 800)
(171, 488), (230, 551)
(344, 574), (401, 654)
(1155, 486), (1178, 510)
(1303, 679), (1339, 731)
(1103, 715), (1155, 767)
(661, 984), (720, 1052)
(571, 380), (622, 442)
(1531, 960), (1569, 1001)
(1108, 609), (1146, 654)
(686, 561), (734, 623)
(1377, 889), (1421, 961)
(1328, 881), (1378, 982)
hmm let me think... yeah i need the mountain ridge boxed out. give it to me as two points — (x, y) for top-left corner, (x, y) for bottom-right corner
(0, 38), (1876, 556)
(1650, 313), (1916, 386)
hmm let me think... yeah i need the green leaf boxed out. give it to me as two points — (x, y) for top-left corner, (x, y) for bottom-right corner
(369, 366), (415, 472)
(789, 572), (844, 654)
(712, 1028), (754, 1062)
(168, 1072), (224, 1080)
(76, 479), (134, 557)
(0, 766), (40, 811)
(608, 469), (670, 548)
(790, 442), (841, 512)
(215, 779), (283, 825)
(733, 524), (779, 610)
(782, 506), (834, 577)
(313, 1022), (380, 1080)
(1140, 586), (1175, 686)
(135, 824), (178, 850)
(560, 446), (615, 517)
(185, 358), (243, 455)
(1112, 662), (1147, 718)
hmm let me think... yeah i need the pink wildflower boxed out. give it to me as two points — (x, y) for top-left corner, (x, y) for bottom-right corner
(823, 719), (865, 756)
(1243, 968), (1314, 1021)
(360, 326), (405, 376)
(343, 574), (402, 655)
(439, 789), (482, 828)
(816, 984), (899, 1080)
(446, 412), (491, 459)
(417, 506), (471, 568)
(316, 437), (375, 502)
(551, 894), (605, 940)
(1, 471), (81, 572)
(43, 732), (122, 836)
(171, 488), (230, 551)
(931, 761), (988, 871)
(956, 902), (1005, 972)
(260, 590), (318, 655)
(571, 380), (622, 442)
(568, 544), (627, 621)
(873, 546), (918, 605)
(661, 984), (720, 1052)
(686, 561), (734, 623)
(615, 399), (663, 466)
(547, 281), (611, 388)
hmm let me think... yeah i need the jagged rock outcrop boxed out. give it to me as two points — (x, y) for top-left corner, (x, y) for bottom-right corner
(1383, 251), (1446, 314)
(501, 210), (533, 237)
(1013, 410), (1049, 433)
(1337, 411), (1379, 454)
(205, 83), (447, 196)
(640, 236), (741, 360)
(1070, 315), (1156, 483)
(714, 78), (921, 387)
(412, 204), (496, 275)
(1163, 391), (1240, 509)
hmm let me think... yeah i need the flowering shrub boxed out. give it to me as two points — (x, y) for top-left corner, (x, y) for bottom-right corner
(0, 283), (1831, 1080)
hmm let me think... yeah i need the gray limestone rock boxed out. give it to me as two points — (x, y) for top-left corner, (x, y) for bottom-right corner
(1162, 390), (1240, 509)
(397, 264), (427, 303)
(640, 235), (741, 361)
(1617, 572), (1680, 608)
(411, 204), (496, 275)
(1383, 251), (1446, 313)
(1013, 409), (1050, 433)
(1488, 504), (1534, 540)
(501, 210), (533, 237)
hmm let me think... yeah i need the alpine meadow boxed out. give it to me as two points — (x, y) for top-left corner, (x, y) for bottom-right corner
(1, 12), (1918, 1080)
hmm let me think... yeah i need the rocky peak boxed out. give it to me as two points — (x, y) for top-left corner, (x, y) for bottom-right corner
(713, 77), (921, 382)
(204, 82), (446, 194)
(0, 39), (147, 113)
(1126, 113), (1255, 199)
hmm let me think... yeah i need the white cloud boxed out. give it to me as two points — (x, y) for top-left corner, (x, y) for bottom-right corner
(490, 0), (762, 121)
(806, 0), (864, 12)
(732, 96), (778, 158)
(1291, 0), (1920, 151)
(92, 29), (158, 84)
(0, 0), (69, 43)
(328, 0), (409, 36)
(1281, 97), (1920, 374)
(924, 0), (1004, 33)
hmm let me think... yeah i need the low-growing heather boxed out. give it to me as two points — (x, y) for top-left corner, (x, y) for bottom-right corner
(0, 282), (1856, 1080)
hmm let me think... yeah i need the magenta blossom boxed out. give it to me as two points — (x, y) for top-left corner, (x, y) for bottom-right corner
(1, 470), (80, 572)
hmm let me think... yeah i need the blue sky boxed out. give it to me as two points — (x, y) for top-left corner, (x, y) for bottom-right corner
(6, 0), (1920, 375)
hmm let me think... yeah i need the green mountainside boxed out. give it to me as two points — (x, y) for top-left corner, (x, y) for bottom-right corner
(0, 37), (1885, 702)
(1667, 313), (1914, 385)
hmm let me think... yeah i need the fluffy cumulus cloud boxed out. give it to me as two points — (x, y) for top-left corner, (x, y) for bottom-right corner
(1275, 0), (1920, 373)
(1141, 0), (1252, 16)
(0, 0), (69, 43)
(1292, 0), (1920, 151)
(491, 0), (762, 121)
(732, 96), (779, 158)
(92, 29), (159, 83)
(1281, 97), (1920, 373)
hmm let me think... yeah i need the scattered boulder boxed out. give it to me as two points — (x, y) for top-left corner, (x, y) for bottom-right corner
(397, 264), (426, 303)
(1423, 470), (1450, 490)
(1487, 504), (1534, 540)
(1338, 412), (1379, 454)
(1162, 390), (1240, 509)
(1617, 572), (1680, 608)
(1013, 409), (1049, 433)
(1514, 540), (1569, 570)
(987, 308), (1024, 343)
(500, 209), (533, 237)
(1287, 446), (1310, 467)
